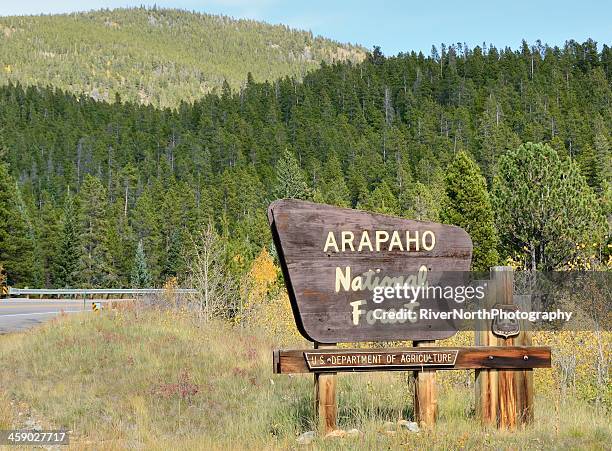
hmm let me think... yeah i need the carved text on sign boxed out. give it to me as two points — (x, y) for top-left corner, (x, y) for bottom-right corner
(304, 349), (459, 370)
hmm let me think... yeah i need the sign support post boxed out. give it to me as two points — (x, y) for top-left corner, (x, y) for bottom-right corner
(514, 294), (534, 425)
(413, 340), (437, 427)
(314, 342), (337, 434)
(475, 266), (534, 429)
(475, 267), (498, 426)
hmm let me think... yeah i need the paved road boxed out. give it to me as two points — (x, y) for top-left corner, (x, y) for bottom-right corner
(0, 299), (89, 334)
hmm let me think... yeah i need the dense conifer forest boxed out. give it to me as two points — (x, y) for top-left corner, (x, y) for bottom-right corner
(0, 8), (365, 108)
(0, 37), (610, 287)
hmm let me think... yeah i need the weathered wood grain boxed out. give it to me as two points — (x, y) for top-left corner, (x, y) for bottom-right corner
(514, 294), (534, 425)
(475, 268), (500, 425)
(474, 268), (536, 429)
(413, 340), (437, 427)
(314, 343), (337, 434)
(273, 346), (552, 374)
(268, 199), (473, 343)
(493, 267), (518, 429)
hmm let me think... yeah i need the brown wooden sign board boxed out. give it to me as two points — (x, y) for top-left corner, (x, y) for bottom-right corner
(268, 199), (473, 343)
(273, 346), (552, 374)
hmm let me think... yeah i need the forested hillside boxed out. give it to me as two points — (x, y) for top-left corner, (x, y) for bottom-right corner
(0, 7), (365, 108)
(0, 40), (610, 288)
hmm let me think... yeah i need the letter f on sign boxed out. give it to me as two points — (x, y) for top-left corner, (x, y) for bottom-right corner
(350, 300), (366, 325)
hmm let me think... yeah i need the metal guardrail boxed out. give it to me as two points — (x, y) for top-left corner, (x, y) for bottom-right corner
(8, 288), (197, 296)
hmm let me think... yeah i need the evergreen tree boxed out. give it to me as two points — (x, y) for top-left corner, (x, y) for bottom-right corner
(13, 180), (43, 286)
(357, 180), (400, 215)
(106, 200), (135, 287)
(132, 186), (163, 282)
(401, 182), (440, 221)
(38, 191), (61, 287)
(77, 175), (115, 287)
(272, 149), (311, 200)
(131, 240), (152, 288)
(578, 144), (599, 189)
(492, 142), (607, 270)
(0, 164), (37, 286)
(592, 116), (611, 191)
(318, 154), (350, 207)
(55, 190), (80, 288)
(440, 151), (498, 271)
(161, 229), (183, 281)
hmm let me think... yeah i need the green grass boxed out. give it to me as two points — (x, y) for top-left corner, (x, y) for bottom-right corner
(0, 310), (609, 449)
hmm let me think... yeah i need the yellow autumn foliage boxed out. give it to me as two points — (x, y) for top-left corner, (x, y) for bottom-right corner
(533, 330), (611, 405)
(243, 247), (277, 310)
(240, 248), (302, 343)
(436, 330), (611, 406)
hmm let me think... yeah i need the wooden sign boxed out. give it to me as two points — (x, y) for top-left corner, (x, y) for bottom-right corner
(273, 346), (552, 374)
(268, 199), (473, 343)
(304, 349), (459, 371)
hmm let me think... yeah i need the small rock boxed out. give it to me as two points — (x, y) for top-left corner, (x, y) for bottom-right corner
(346, 428), (362, 437)
(324, 429), (346, 439)
(296, 431), (315, 445)
(398, 420), (420, 432)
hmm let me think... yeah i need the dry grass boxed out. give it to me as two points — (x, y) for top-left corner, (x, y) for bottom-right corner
(0, 310), (609, 450)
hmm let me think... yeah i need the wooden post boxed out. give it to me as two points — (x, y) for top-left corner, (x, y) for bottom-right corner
(493, 267), (517, 430)
(475, 269), (499, 426)
(475, 266), (534, 429)
(514, 294), (534, 426)
(413, 340), (437, 427)
(314, 342), (337, 434)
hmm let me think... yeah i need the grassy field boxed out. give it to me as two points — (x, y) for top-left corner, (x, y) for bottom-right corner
(0, 309), (609, 450)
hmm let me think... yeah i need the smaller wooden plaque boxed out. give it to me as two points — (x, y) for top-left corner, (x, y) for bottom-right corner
(304, 349), (459, 370)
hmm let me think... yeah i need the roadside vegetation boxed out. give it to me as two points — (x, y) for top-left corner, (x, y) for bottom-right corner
(0, 307), (609, 449)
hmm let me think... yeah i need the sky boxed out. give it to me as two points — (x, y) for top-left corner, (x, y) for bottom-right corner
(0, 1), (610, 56)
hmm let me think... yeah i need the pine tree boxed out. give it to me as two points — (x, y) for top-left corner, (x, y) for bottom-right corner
(13, 180), (43, 286)
(77, 175), (115, 287)
(318, 154), (350, 207)
(132, 185), (163, 282)
(106, 200), (135, 287)
(0, 163), (37, 286)
(592, 116), (611, 191)
(401, 181), (440, 221)
(577, 144), (603, 190)
(493, 142), (607, 270)
(55, 190), (80, 288)
(38, 191), (61, 287)
(357, 180), (400, 216)
(161, 229), (182, 281)
(440, 151), (498, 271)
(131, 240), (152, 288)
(272, 149), (311, 200)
